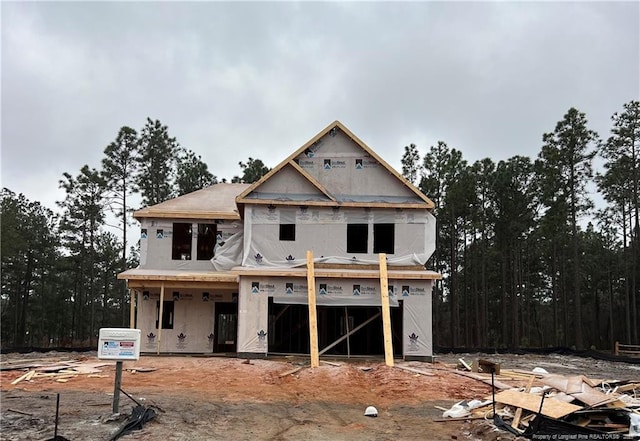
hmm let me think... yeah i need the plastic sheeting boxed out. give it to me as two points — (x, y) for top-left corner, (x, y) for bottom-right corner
(240, 205), (436, 267)
(211, 232), (244, 271)
(402, 281), (433, 358)
(237, 278), (269, 354)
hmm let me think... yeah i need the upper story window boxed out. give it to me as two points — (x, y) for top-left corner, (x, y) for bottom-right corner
(347, 224), (368, 253)
(373, 223), (395, 254)
(279, 224), (296, 241)
(197, 223), (217, 260)
(172, 223), (192, 260)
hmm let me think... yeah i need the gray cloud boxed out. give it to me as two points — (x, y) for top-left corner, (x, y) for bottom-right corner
(2, 2), (638, 210)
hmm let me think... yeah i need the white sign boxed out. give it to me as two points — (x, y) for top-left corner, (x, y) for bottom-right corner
(97, 328), (141, 361)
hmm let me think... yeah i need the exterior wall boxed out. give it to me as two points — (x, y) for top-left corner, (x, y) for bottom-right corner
(136, 288), (235, 353)
(237, 278), (269, 355)
(400, 280), (433, 359)
(294, 129), (420, 199)
(242, 205), (436, 267)
(139, 218), (243, 270)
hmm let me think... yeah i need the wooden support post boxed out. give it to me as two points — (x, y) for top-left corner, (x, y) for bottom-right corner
(112, 361), (123, 414)
(615, 341), (619, 356)
(306, 250), (320, 368)
(379, 253), (394, 367)
(129, 289), (136, 329)
(157, 283), (165, 355)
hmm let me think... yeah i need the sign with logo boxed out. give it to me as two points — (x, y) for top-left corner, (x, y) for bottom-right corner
(98, 328), (141, 361)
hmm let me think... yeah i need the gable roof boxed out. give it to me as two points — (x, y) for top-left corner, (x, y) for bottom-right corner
(236, 121), (434, 209)
(134, 183), (250, 220)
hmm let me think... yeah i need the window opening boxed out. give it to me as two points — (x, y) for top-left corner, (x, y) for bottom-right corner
(172, 223), (192, 260)
(373, 223), (395, 254)
(197, 223), (217, 260)
(279, 224), (296, 241)
(347, 224), (368, 253)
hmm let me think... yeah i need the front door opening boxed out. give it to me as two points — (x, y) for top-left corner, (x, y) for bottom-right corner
(214, 302), (237, 353)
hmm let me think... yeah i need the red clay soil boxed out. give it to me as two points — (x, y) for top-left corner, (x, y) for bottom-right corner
(7, 351), (637, 441)
(1, 354), (504, 441)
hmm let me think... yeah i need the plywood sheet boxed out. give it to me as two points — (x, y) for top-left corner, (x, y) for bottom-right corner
(492, 389), (582, 419)
(541, 374), (619, 407)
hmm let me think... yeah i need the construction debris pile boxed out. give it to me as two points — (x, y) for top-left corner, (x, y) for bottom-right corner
(4, 357), (112, 384)
(440, 358), (640, 439)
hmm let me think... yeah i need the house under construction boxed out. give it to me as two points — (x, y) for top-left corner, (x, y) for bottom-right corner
(118, 121), (440, 361)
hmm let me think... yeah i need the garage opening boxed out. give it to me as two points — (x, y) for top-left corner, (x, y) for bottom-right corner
(268, 299), (403, 356)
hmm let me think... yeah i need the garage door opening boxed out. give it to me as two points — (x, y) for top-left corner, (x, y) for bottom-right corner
(268, 299), (403, 357)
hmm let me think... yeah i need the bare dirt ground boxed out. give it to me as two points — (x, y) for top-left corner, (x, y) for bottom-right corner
(1, 351), (639, 441)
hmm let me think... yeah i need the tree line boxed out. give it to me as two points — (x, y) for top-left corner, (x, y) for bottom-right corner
(402, 102), (639, 350)
(1, 118), (269, 348)
(2, 102), (638, 351)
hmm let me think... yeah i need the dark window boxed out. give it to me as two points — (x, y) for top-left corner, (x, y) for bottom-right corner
(197, 223), (217, 260)
(172, 223), (192, 260)
(347, 224), (368, 253)
(279, 224), (296, 241)
(374, 223), (395, 254)
(156, 300), (174, 329)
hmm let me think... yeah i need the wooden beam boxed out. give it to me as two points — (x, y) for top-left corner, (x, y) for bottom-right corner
(306, 250), (319, 368)
(157, 283), (164, 355)
(125, 281), (239, 290)
(379, 253), (393, 367)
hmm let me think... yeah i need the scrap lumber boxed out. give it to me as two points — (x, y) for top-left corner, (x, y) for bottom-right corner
(616, 383), (640, 393)
(512, 375), (536, 430)
(541, 374), (621, 407)
(279, 366), (304, 377)
(7, 408), (34, 416)
(10, 370), (35, 385)
(458, 358), (472, 371)
(492, 389), (582, 419)
(474, 359), (500, 375)
(454, 370), (513, 390)
(434, 415), (486, 422)
(395, 364), (436, 377)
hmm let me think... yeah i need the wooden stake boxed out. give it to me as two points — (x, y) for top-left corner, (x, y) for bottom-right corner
(379, 253), (394, 367)
(112, 361), (123, 414)
(306, 250), (319, 368)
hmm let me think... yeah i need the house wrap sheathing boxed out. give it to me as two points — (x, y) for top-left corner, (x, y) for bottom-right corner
(119, 121), (440, 360)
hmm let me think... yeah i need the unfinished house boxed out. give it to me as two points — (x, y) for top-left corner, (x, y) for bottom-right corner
(118, 121), (440, 361)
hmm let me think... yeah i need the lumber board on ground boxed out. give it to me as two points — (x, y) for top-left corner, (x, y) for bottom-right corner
(492, 389), (582, 419)
(395, 365), (436, 377)
(279, 366), (304, 377)
(10, 370), (34, 385)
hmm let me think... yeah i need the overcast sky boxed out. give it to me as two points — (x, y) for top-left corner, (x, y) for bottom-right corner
(2, 1), (638, 212)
